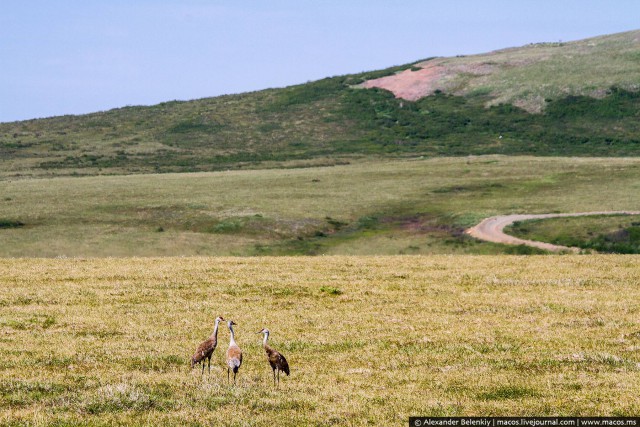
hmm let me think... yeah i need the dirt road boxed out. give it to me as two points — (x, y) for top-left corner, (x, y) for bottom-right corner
(465, 211), (640, 252)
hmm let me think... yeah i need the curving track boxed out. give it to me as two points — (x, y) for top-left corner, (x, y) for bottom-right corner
(465, 211), (640, 252)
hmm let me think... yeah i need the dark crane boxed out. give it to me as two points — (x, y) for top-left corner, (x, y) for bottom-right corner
(257, 328), (290, 387)
(191, 316), (224, 376)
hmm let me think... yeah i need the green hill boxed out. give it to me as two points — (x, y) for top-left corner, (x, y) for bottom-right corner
(1, 30), (640, 179)
(362, 29), (640, 112)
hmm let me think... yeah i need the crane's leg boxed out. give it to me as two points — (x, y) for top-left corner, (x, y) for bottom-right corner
(233, 371), (237, 385)
(227, 367), (230, 384)
(207, 357), (211, 375)
(277, 369), (280, 387)
(201, 361), (205, 376)
(272, 369), (276, 387)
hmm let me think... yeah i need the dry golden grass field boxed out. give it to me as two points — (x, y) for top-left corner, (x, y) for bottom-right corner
(1, 255), (639, 426)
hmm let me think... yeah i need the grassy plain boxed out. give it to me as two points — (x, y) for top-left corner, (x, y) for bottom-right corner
(1, 156), (640, 257)
(0, 255), (639, 425)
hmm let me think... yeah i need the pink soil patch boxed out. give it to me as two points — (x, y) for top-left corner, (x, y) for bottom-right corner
(360, 64), (448, 101)
(360, 61), (498, 101)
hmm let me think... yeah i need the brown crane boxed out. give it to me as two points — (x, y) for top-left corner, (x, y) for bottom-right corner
(191, 316), (224, 376)
(226, 320), (243, 384)
(257, 328), (290, 386)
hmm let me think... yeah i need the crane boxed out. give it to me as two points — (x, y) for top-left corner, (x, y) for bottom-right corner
(191, 316), (224, 376)
(257, 328), (290, 386)
(226, 320), (243, 384)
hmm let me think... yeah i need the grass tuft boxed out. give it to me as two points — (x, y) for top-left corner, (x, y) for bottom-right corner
(319, 286), (342, 295)
(478, 385), (540, 401)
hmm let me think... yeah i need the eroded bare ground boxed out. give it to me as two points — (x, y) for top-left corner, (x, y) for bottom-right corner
(465, 211), (640, 252)
(359, 60), (497, 101)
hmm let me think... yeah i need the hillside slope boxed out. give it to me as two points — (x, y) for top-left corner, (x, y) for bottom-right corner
(361, 30), (640, 112)
(1, 30), (639, 178)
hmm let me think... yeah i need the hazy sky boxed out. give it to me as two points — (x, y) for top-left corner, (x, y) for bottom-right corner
(2, 1), (639, 122)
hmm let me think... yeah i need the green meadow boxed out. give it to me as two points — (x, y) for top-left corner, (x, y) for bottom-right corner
(1, 156), (639, 257)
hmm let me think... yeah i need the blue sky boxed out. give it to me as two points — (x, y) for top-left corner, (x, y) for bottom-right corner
(1, 1), (639, 122)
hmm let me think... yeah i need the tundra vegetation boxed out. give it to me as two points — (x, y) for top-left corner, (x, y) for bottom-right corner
(1, 156), (640, 257)
(0, 256), (639, 426)
(1, 30), (640, 426)
(1, 31), (640, 179)
(506, 215), (640, 253)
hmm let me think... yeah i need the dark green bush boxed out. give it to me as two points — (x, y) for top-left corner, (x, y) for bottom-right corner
(0, 220), (24, 229)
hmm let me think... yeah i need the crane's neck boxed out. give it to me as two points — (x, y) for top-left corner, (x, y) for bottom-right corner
(229, 324), (237, 346)
(262, 331), (270, 347)
(212, 320), (220, 338)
